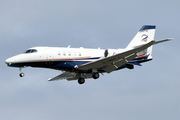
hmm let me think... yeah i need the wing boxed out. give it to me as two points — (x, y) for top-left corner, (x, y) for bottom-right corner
(48, 72), (77, 81)
(77, 40), (155, 73)
(48, 72), (94, 81)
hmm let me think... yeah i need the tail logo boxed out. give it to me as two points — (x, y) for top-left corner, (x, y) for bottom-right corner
(141, 34), (148, 42)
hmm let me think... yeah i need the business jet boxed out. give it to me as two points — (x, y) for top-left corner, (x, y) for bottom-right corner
(5, 25), (172, 84)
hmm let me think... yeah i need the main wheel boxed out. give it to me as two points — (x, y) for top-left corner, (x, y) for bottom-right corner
(92, 73), (99, 79)
(19, 73), (25, 77)
(78, 78), (85, 84)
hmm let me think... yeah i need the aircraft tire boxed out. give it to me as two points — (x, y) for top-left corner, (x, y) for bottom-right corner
(78, 78), (85, 84)
(92, 73), (99, 79)
(19, 73), (24, 77)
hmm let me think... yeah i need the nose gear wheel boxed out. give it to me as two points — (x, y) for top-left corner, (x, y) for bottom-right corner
(19, 68), (25, 77)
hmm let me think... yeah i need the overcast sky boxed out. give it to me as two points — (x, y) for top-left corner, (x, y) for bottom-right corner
(1, 0), (179, 120)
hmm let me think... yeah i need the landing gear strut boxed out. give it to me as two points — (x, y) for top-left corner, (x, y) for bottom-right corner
(19, 68), (25, 77)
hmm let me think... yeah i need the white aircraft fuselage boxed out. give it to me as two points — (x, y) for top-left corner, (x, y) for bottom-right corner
(5, 25), (172, 84)
(5, 46), (130, 72)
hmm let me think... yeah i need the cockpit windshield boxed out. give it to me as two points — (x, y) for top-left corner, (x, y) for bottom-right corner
(24, 49), (38, 54)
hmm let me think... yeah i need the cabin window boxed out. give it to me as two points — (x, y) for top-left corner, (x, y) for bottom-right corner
(68, 51), (71, 56)
(79, 52), (81, 56)
(58, 51), (61, 55)
(63, 51), (66, 56)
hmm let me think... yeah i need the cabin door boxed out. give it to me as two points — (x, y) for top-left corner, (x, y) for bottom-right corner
(46, 48), (54, 65)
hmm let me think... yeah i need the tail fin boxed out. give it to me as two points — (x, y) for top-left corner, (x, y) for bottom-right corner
(126, 25), (156, 59)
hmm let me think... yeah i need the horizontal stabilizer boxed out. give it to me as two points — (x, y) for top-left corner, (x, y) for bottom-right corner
(154, 38), (173, 45)
(128, 62), (142, 66)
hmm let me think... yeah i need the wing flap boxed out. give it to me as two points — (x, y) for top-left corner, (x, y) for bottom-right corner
(102, 53), (137, 73)
(67, 73), (93, 80)
(102, 64), (118, 73)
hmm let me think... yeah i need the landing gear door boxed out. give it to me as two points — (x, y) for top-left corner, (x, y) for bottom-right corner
(46, 48), (54, 65)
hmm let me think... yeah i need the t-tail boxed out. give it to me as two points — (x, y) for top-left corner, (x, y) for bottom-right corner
(126, 25), (156, 64)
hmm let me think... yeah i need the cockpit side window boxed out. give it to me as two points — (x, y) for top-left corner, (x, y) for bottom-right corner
(31, 49), (37, 53)
(24, 49), (32, 53)
(24, 49), (38, 54)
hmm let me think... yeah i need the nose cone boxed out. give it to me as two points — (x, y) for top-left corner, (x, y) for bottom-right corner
(5, 56), (23, 67)
(5, 57), (14, 65)
(5, 55), (25, 67)
(5, 55), (20, 65)
(5, 58), (10, 63)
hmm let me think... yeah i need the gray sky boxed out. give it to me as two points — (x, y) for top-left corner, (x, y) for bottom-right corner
(1, 0), (179, 120)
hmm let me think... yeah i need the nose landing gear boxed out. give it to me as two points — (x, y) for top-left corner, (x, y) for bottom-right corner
(19, 68), (25, 77)
(20, 73), (24, 77)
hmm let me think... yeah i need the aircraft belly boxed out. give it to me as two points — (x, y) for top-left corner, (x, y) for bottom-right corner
(15, 60), (92, 71)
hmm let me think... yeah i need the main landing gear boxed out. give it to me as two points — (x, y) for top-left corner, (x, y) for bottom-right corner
(92, 72), (99, 79)
(78, 78), (85, 84)
(19, 68), (25, 77)
(78, 72), (100, 84)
